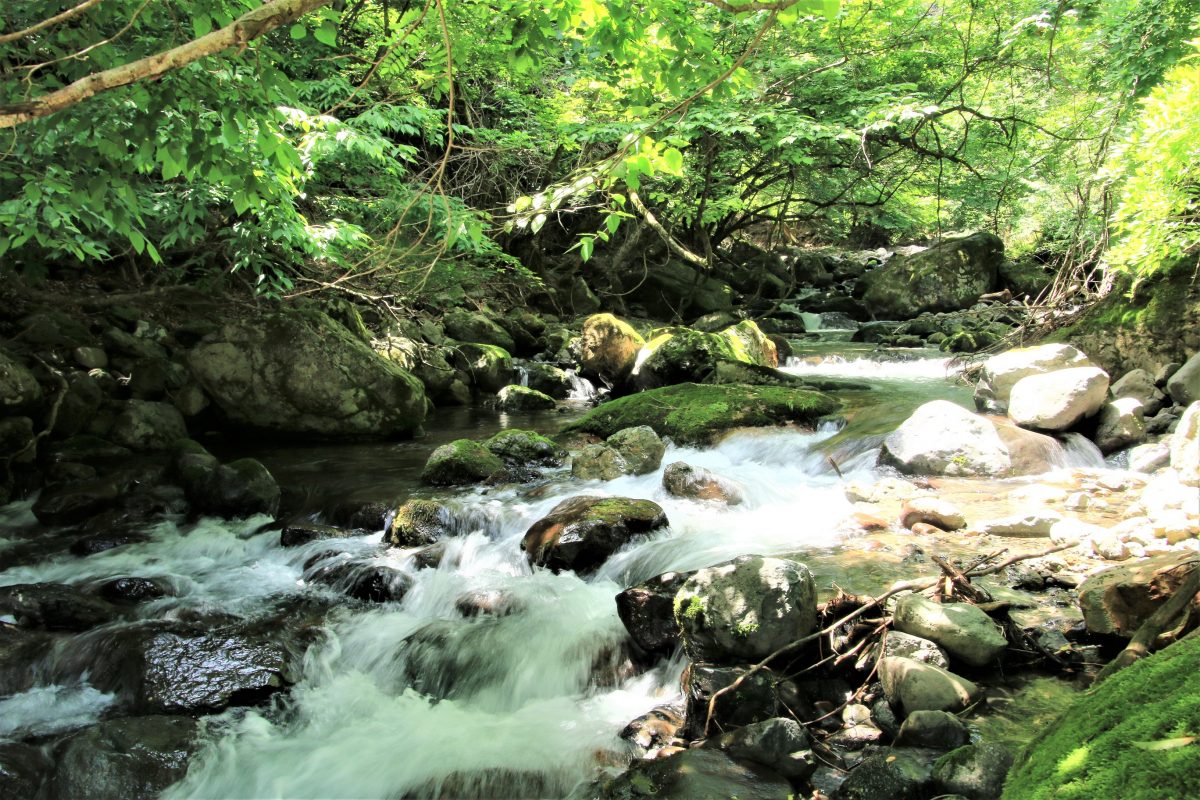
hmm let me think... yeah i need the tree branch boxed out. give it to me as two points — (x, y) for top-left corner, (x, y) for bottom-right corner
(629, 191), (709, 268)
(0, 0), (333, 128)
(0, 0), (105, 45)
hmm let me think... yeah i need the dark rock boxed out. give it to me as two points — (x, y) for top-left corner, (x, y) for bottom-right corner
(455, 588), (522, 618)
(596, 747), (792, 800)
(857, 232), (1004, 319)
(710, 716), (816, 780)
(71, 530), (149, 557)
(522, 363), (576, 398)
(0, 742), (50, 799)
(138, 630), (289, 712)
(931, 742), (1013, 800)
(98, 577), (169, 604)
(32, 476), (124, 525)
(683, 663), (779, 739)
(43, 434), (131, 463)
(895, 710), (970, 749)
(615, 571), (689, 655)
(0, 626), (53, 696)
(521, 495), (668, 574)
(184, 452), (280, 519)
(0, 348), (43, 413)
(453, 343), (514, 394)
(304, 553), (410, 602)
(109, 400), (188, 451)
(835, 749), (936, 800)
(443, 309), (516, 352)
(0, 583), (117, 631)
(280, 522), (355, 547)
(662, 461), (744, 504)
(48, 715), (199, 800)
(52, 372), (105, 437)
(484, 428), (565, 468)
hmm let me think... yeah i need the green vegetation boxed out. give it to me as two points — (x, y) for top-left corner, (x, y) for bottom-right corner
(564, 382), (837, 444)
(1002, 634), (1200, 799)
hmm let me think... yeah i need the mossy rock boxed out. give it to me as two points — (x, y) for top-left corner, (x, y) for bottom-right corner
(496, 384), (556, 411)
(562, 383), (838, 446)
(1002, 634), (1200, 800)
(443, 309), (515, 353)
(420, 439), (506, 486)
(453, 343), (513, 393)
(388, 499), (451, 547)
(521, 495), (668, 573)
(484, 428), (565, 467)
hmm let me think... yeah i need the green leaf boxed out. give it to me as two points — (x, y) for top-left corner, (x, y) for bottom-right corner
(290, 23), (307, 40)
(662, 147), (684, 176)
(193, 14), (213, 37)
(580, 236), (594, 262)
(314, 20), (338, 47)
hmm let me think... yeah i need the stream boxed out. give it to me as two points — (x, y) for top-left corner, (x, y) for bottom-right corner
(0, 343), (1098, 798)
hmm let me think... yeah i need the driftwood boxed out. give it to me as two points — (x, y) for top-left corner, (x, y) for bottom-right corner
(702, 541), (1076, 735)
(1094, 566), (1200, 684)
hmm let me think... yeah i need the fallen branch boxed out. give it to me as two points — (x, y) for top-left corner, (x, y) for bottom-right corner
(1094, 565), (1200, 684)
(629, 191), (709, 269)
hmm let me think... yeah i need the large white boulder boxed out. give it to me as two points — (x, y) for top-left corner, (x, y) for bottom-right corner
(1008, 366), (1110, 431)
(974, 344), (1092, 413)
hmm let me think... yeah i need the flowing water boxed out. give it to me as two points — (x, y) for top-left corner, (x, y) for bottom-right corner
(0, 346), (1087, 798)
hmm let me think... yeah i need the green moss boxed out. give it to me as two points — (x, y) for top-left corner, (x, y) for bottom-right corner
(1002, 635), (1200, 800)
(485, 428), (564, 466)
(420, 438), (506, 485)
(734, 618), (759, 637)
(675, 594), (705, 621)
(562, 383), (838, 445)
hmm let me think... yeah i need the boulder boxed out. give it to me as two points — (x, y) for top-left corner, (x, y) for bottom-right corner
(893, 594), (1007, 667)
(0, 348), (42, 413)
(723, 320), (779, 368)
(662, 461), (744, 504)
(1093, 397), (1146, 453)
(932, 742), (1013, 800)
(1166, 350), (1200, 405)
(634, 259), (735, 320)
(421, 439), (506, 486)
(48, 716), (199, 800)
(109, 400), (188, 451)
(32, 476), (124, 525)
(522, 363), (575, 398)
(0, 583), (116, 631)
(683, 663), (780, 739)
(571, 444), (627, 481)
(634, 322), (776, 389)
(98, 578), (169, 604)
(0, 742), (49, 800)
(858, 232), (1004, 319)
(138, 629), (289, 712)
(836, 749), (935, 800)
(191, 458), (280, 519)
(895, 710), (970, 749)
(188, 311), (426, 437)
(711, 717), (815, 780)
(1111, 368), (1166, 416)
(453, 343), (513, 393)
(880, 631), (951, 670)
(974, 344), (1092, 413)
(304, 554), (410, 602)
(880, 400), (1062, 477)
(899, 498), (966, 531)
(496, 384), (556, 411)
(616, 571), (689, 656)
(484, 428), (565, 468)
(442, 309), (515, 352)
(1008, 367), (1110, 431)
(596, 748), (792, 800)
(879, 656), (982, 715)
(521, 495), (668, 573)
(1127, 440), (1171, 474)
(564, 383), (837, 446)
(579, 313), (645, 385)
(674, 555), (817, 662)
(1076, 552), (1200, 636)
(279, 523), (355, 548)
(1170, 401), (1200, 486)
(387, 499), (452, 547)
(607, 425), (666, 475)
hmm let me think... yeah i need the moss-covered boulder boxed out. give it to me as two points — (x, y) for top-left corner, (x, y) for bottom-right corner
(453, 343), (513, 393)
(523, 363), (575, 398)
(188, 310), (426, 438)
(387, 499), (452, 547)
(633, 322), (777, 389)
(607, 425), (666, 475)
(521, 495), (668, 573)
(562, 383), (837, 446)
(722, 320), (778, 368)
(442, 309), (515, 353)
(484, 428), (565, 467)
(580, 313), (646, 386)
(0, 348), (42, 414)
(496, 384), (556, 411)
(857, 231), (1004, 319)
(631, 259), (735, 320)
(1002, 635), (1200, 800)
(420, 439), (506, 486)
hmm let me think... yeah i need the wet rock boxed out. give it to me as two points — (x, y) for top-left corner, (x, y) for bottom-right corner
(387, 499), (451, 547)
(634, 324), (776, 389)
(32, 476), (124, 525)
(443, 309), (515, 352)
(188, 310), (426, 437)
(879, 656), (983, 715)
(973, 344), (1092, 413)
(607, 425), (666, 475)
(597, 748), (792, 800)
(305, 554), (410, 602)
(522, 495), (668, 573)
(44, 434), (131, 463)
(0, 742), (50, 799)
(421, 439), (506, 486)
(675, 555), (817, 662)
(0, 627), (53, 696)
(186, 454), (281, 519)
(1094, 397), (1147, 453)
(710, 717), (815, 780)
(857, 231), (1003, 320)
(98, 577), (169, 604)
(1170, 401), (1200, 487)
(1111, 368), (1166, 416)
(48, 715), (199, 800)
(893, 594), (1007, 667)
(880, 400), (1062, 477)
(683, 663), (780, 739)
(662, 461), (744, 504)
(571, 444), (628, 481)
(580, 313), (646, 386)
(484, 428), (565, 469)
(974, 511), (1061, 537)
(895, 710), (970, 749)
(1008, 367), (1110, 431)
(0, 348), (42, 413)
(1166, 350), (1200, 405)
(1077, 552), (1200, 636)
(835, 748), (936, 800)
(880, 631), (951, 669)
(138, 630), (289, 712)
(0, 583), (117, 631)
(454, 588), (522, 618)
(615, 571), (689, 656)
(71, 530), (150, 557)
(931, 742), (1013, 800)
(496, 384), (556, 411)
(522, 363), (575, 398)
(620, 702), (685, 754)
(899, 498), (966, 531)
(108, 399), (188, 451)
(454, 343), (514, 393)
(280, 522), (356, 547)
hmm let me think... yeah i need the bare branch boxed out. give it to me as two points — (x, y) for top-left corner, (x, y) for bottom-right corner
(0, 0), (105, 45)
